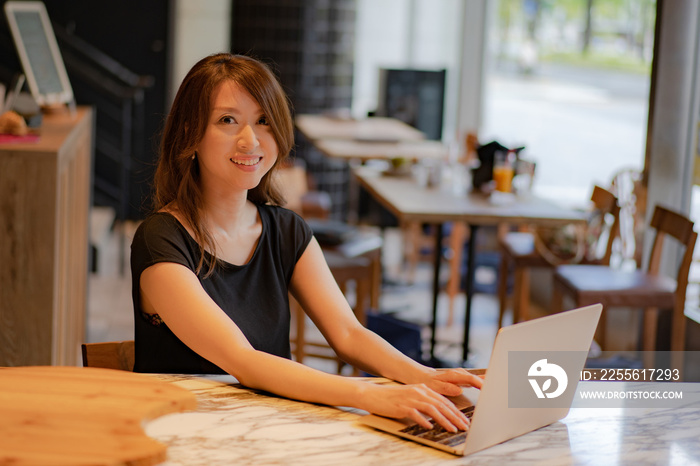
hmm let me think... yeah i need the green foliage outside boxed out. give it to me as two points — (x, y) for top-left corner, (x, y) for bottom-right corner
(495, 0), (656, 75)
(539, 51), (651, 74)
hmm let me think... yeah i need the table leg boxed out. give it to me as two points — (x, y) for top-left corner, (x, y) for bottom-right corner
(429, 223), (444, 362)
(462, 224), (479, 363)
(347, 159), (362, 223)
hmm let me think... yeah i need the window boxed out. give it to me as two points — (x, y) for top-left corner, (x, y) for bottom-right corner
(481, 0), (656, 207)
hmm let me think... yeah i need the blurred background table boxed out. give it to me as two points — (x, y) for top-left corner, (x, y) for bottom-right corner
(312, 138), (447, 164)
(296, 114), (449, 223)
(296, 113), (425, 143)
(353, 166), (587, 365)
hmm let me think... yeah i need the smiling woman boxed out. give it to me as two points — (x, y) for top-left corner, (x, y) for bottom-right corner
(196, 80), (278, 195)
(130, 53), (483, 434)
(152, 54), (294, 276)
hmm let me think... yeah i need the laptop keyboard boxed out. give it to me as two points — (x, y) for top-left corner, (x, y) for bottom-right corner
(399, 406), (475, 447)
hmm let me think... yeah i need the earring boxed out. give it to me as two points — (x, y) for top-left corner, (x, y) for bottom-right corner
(191, 152), (196, 160)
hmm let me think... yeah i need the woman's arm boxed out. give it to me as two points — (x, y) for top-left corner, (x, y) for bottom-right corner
(140, 261), (472, 431)
(288, 238), (483, 396)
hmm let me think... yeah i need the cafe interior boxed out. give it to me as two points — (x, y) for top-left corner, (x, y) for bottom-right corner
(2, 0), (700, 464)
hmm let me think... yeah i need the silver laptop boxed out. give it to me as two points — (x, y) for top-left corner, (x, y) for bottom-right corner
(359, 304), (602, 456)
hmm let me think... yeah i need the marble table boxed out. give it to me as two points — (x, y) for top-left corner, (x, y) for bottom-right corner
(147, 375), (700, 465)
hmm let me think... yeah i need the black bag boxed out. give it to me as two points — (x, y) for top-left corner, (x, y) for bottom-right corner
(366, 312), (423, 363)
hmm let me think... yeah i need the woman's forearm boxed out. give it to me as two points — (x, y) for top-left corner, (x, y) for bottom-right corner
(327, 325), (435, 385)
(288, 241), (436, 387)
(221, 348), (372, 409)
(219, 348), (472, 434)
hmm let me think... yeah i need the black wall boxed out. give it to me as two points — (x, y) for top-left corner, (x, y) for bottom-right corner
(231, 0), (357, 220)
(1, 0), (359, 220)
(0, 0), (171, 219)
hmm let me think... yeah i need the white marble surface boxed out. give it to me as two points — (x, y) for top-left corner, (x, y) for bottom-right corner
(147, 375), (700, 465)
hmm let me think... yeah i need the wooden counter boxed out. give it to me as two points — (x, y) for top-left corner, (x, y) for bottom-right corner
(0, 107), (93, 366)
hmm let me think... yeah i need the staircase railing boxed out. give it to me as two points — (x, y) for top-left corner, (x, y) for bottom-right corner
(52, 22), (153, 226)
(52, 23), (154, 273)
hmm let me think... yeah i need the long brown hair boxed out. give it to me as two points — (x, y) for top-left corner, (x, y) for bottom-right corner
(152, 53), (294, 276)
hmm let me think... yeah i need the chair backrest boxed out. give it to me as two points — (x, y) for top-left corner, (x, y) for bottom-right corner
(323, 251), (374, 324)
(589, 184), (621, 264)
(81, 340), (135, 371)
(276, 160), (331, 219)
(275, 162), (310, 215)
(609, 168), (646, 265)
(532, 185), (620, 266)
(646, 206), (697, 297)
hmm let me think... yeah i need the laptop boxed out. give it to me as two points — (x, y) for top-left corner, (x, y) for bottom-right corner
(359, 304), (602, 456)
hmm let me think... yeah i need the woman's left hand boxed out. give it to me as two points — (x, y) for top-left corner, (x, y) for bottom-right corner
(420, 368), (484, 397)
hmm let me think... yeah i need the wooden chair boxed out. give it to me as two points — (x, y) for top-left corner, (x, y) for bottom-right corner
(81, 340), (135, 371)
(279, 160), (383, 374)
(551, 205), (697, 353)
(496, 185), (620, 327)
(276, 159), (332, 219)
(609, 168), (647, 267)
(290, 249), (380, 375)
(443, 222), (493, 326)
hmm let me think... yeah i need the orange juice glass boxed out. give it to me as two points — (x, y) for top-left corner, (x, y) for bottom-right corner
(493, 152), (514, 192)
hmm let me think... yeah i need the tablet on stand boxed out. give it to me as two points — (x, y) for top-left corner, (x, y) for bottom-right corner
(4, 1), (75, 116)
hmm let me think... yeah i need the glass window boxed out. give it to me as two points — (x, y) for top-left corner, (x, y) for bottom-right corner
(482, 0), (656, 206)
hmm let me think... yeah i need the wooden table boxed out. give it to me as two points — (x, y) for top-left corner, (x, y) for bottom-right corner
(0, 366), (196, 465)
(296, 114), (446, 164)
(296, 113), (426, 143)
(312, 138), (448, 163)
(0, 107), (93, 366)
(353, 166), (587, 364)
(296, 114), (447, 222)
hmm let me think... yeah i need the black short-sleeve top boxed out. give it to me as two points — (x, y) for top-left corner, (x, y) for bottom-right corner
(130, 205), (313, 374)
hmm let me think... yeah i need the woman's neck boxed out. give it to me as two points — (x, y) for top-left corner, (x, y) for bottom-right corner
(200, 190), (256, 235)
(198, 189), (262, 265)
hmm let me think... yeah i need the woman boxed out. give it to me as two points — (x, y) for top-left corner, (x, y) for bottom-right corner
(131, 53), (481, 432)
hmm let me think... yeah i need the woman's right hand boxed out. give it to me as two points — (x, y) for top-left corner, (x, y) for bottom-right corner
(359, 382), (470, 432)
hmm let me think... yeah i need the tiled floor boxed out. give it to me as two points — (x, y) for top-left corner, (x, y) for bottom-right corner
(86, 221), (505, 371)
(87, 221), (136, 344)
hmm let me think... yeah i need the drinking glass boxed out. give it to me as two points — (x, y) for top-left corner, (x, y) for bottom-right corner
(493, 151), (515, 193)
